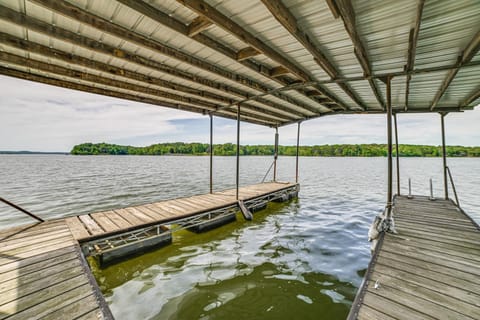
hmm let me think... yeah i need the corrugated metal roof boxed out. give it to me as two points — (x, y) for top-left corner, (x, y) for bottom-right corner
(0, 0), (478, 127)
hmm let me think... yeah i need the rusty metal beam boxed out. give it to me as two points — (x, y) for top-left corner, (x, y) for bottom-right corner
(333, 0), (385, 109)
(430, 31), (480, 110)
(405, 0), (425, 111)
(261, 0), (365, 110)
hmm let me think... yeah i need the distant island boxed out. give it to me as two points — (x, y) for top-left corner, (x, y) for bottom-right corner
(71, 142), (480, 157)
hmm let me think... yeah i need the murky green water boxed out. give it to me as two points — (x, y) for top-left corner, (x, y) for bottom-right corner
(1, 155), (478, 319)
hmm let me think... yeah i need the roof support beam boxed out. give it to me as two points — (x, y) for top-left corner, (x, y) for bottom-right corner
(0, 4), (306, 119)
(187, 15), (213, 36)
(117, 0), (340, 116)
(430, 31), (480, 110)
(177, 0), (310, 82)
(236, 47), (261, 61)
(261, 0), (365, 110)
(332, 0), (385, 110)
(0, 51), (293, 123)
(405, 0), (425, 111)
(0, 33), (298, 121)
(461, 87), (480, 107)
(0, 67), (278, 126)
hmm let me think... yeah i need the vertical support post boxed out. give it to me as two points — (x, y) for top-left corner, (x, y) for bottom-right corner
(386, 76), (393, 218)
(441, 113), (449, 200)
(209, 114), (213, 194)
(236, 104), (241, 200)
(296, 121), (301, 184)
(273, 127), (279, 182)
(394, 113), (400, 195)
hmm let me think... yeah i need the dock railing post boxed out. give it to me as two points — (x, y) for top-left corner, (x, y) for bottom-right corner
(209, 114), (213, 194)
(273, 127), (278, 182)
(296, 121), (301, 184)
(236, 104), (240, 200)
(441, 112), (449, 200)
(394, 113), (400, 195)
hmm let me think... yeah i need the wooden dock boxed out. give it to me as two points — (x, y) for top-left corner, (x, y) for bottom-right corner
(348, 195), (480, 320)
(0, 182), (297, 319)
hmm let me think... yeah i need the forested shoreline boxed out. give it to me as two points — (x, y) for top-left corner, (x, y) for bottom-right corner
(71, 142), (480, 157)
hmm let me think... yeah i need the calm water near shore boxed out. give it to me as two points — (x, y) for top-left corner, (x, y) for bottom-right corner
(1, 155), (479, 319)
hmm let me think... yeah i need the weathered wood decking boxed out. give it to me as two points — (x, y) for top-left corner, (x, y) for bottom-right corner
(349, 196), (480, 320)
(0, 182), (296, 319)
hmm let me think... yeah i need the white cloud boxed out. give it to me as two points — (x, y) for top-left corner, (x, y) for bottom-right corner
(0, 75), (479, 151)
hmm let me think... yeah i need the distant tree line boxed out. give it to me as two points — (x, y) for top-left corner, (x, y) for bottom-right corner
(71, 142), (480, 157)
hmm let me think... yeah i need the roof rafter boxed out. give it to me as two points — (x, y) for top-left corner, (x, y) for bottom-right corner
(461, 87), (480, 107)
(0, 67), (279, 126)
(175, 0), (349, 111)
(261, 0), (366, 111)
(0, 33), (299, 121)
(187, 15), (212, 36)
(28, 0), (317, 117)
(117, 0), (342, 115)
(332, 0), (385, 110)
(0, 50), (294, 123)
(405, 0), (425, 112)
(0, 3), (307, 119)
(176, 0), (309, 81)
(430, 31), (480, 110)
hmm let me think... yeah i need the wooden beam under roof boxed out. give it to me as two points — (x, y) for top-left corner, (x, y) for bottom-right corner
(187, 15), (213, 36)
(116, 0), (341, 115)
(0, 67), (279, 127)
(236, 47), (261, 61)
(461, 87), (480, 107)
(0, 4), (308, 119)
(176, 0), (351, 112)
(430, 31), (480, 110)
(0, 51), (294, 123)
(405, 0), (425, 112)
(176, 0), (310, 82)
(332, 0), (385, 110)
(261, 0), (365, 110)
(0, 33), (298, 121)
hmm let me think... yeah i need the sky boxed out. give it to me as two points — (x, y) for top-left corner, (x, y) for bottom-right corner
(0, 75), (479, 152)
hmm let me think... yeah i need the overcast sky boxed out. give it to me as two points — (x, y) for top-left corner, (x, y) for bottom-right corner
(1, 75), (479, 152)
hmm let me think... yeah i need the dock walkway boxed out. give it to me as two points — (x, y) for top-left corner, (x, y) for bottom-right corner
(0, 182), (297, 319)
(349, 196), (480, 320)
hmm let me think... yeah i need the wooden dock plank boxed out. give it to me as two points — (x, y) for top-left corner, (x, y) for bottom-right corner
(65, 217), (91, 240)
(0, 182), (296, 320)
(114, 208), (145, 226)
(350, 196), (480, 319)
(90, 212), (120, 233)
(78, 215), (104, 235)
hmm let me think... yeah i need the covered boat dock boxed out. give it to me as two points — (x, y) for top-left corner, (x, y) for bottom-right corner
(0, 0), (479, 319)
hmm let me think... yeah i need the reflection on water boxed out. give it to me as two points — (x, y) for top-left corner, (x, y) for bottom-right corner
(1, 155), (479, 319)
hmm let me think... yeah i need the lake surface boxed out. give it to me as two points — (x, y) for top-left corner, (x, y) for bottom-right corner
(1, 155), (479, 319)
